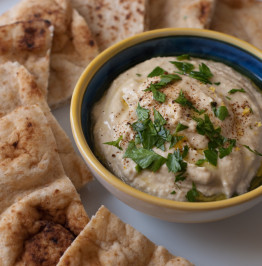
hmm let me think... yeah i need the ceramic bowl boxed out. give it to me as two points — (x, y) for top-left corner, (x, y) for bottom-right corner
(71, 28), (262, 223)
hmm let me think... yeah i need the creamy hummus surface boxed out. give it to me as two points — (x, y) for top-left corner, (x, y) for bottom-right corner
(92, 56), (262, 202)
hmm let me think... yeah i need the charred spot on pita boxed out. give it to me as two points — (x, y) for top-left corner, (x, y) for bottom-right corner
(18, 221), (75, 266)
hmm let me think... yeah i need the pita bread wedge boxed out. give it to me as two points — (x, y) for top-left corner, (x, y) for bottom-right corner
(0, 105), (63, 214)
(71, 0), (149, 51)
(149, 0), (216, 29)
(0, 62), (92, 189)
(0, 20), (53, 98)
(210, 0), (262, 50)
(57, 206), (194, 266)
(0, 177), (89, 266)
(0, 0), (99, 108)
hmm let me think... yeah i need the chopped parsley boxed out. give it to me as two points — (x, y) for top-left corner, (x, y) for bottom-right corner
(136, 73), (142, 77)
(171, 61), (213, 84)
(136, 103), (149, 121)
(147, 66), (166, 77)
(193, 114), (236, 165)
(211, 102), (229, 121)
(204, 149), (218, 166)
(104, 135), (123, 150)
(189, 63), (213, 84)
(177, 54), (191, 61)
(214, 82), (221, 85)
(175, 123), (189, 133)
(228, 88), (246, 94)
(132, 105), (172, 151)
(145, 73), (181, 103)
(243, 145), (262, 156)
(195, 159), (207, 166)
(226, 96), (231, 100)
(170, 61), (194, 74)
(124, 141), (166, 172)
(185, 182), (199, 202)
(174, 90), (205, 114)
(186, 182), (226, 202)
(166, 148), (187, 181)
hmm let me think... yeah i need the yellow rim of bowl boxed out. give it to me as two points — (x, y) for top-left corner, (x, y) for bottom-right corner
(71, 28), (262, 211)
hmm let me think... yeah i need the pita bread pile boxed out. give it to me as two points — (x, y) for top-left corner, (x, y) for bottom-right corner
(57, 206), (193, 266)
(0, 0), (99, 108)
(149, 0), (216, 30)
(210, 0), (262, 50)
(71, 0), (149, 51)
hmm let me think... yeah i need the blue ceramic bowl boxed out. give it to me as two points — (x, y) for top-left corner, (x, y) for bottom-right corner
(71, 28), (262, 222)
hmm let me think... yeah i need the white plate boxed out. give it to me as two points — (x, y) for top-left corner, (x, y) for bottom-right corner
(1, 1), (262, 265)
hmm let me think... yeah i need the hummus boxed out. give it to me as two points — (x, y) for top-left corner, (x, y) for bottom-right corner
(92, 56), (262, 201)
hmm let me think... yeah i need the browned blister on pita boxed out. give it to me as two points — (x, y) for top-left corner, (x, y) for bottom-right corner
(0, 62), (92, 189)
(57, 206), (194, 266)
(0, 177), (89, 266)
(149, 0), (216, 29)
(71, 0), (149, 51)
(0, 0), (99, 108)
(211, 0), (262, 50)
(0, 20), (53, 97)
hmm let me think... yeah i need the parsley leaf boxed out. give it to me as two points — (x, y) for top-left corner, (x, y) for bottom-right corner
(243, 145), (262, 156)
(166, 149), (187, 174)
(195, 159), (207, 166)
(219, 139), (236, 158)
(214, 82), (221, 85)
(204, 149), (218, 166)
(104, 135), (123, 150)
(189, 63), (213, 84)
(182, 145), (189, 158)
(186, 182), (226, 202)
(170, 61), (194, 74)
(228, 88), (246, 94)
(186, 182), (199, 202)
(145, 74), (181, 103)
(174, 90), (205, 114)
(147, 66), (166, 77)
(124, 141), (166, 171)
(211, 103), (229, 121)
(177, 54), (191, 61)
(169, 135), (184, 149)
(175, 123), (189, 133)
(136, 103), (149, 121)
(151, 87), (166, 103)
(153, 108), (166, 126)
(136, 73), (142, 77)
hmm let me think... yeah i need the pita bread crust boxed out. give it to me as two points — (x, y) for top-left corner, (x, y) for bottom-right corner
(57, 206), (194, 266)
(0, 62), (92, 189)
(149, 0), (216, 29)
(0, 0), (99, 108)
(210, 0), (262, 50)
(0, 177), (89, 266)
(71, 0), (149, 51)
(0, 20), (53, 98)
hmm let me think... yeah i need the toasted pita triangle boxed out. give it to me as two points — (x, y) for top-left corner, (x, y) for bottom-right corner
(210, 0), (262, 50)
(0, 0), (99, 108)
(0, 177), (89, 266)
(57, 206), (193, 266)
(149, 0), (216, 29)
(71, 0), (149, 51)
(0, 62), (92, 189)
(0, 20), (53, 98)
